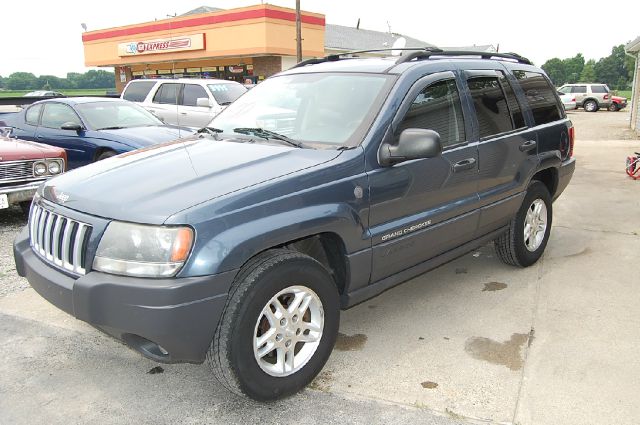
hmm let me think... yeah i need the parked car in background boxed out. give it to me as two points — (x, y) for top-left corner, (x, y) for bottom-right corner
(121, 78), (247, 128)
(609, 95), (628, 111)
(557, 91), (577, 110)
(0, 127), (66, 213)
(1, 98), (192, 169)
(23, 91), (64, 98)
(557, 83), (611, 112)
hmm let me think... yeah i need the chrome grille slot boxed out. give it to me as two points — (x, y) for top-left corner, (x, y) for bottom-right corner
(29, 204), (92, 275)
(0, 160), (36, 182)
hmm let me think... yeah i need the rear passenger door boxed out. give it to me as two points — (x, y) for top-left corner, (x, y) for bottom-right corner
(368, 72), (480, 283)
(571, 85), (587, 106)
(464, 70), (538, 237)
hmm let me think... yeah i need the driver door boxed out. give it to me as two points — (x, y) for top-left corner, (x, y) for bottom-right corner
(367, 72), (480, 283)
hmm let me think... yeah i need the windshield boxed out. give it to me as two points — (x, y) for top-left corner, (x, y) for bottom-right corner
(208, 73), (393, 147)
(76, 101), (164, 130)
(207, 83), (248, 105)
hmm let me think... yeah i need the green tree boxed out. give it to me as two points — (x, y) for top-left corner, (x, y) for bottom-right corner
(6, 72), (38, 90)
(579, 59), (596, 82)
(562, 53), (584, 83)
(541, 58), (567, 86)
(0, 75), (4, 89)
(594, 44), (632, 89)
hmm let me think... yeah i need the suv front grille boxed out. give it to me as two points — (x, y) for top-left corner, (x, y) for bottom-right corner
(0, 160), (36, 183)
(29, 204), (92, 275)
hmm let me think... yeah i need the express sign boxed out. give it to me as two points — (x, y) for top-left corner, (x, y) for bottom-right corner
(118, 34), (205, 56)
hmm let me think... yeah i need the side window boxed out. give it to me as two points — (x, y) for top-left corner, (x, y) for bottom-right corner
(498, 72), (526, 129)
(122, 81), (156, 102)
(25, 104), (43, 125)
(397, 79), (466, 148)
(572, 86), (587, 94)
(153, 83), (181, 105)
(513, 71), (563, 125)
(467, 76), (514, 138)
(182, 84), (209, 107)
(40, 103), (82, 129)
(558, 86), (571, 94)
(591, 85), (608, 94)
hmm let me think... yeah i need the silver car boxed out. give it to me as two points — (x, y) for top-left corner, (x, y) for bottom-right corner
(557, 91), (577, 110)
(557, 83), (611, 112)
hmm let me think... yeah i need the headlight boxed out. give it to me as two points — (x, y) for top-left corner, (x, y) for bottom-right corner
(34, 162), (47, 175)
(47, 159), (62, 175)
(93, 222), (194, 278)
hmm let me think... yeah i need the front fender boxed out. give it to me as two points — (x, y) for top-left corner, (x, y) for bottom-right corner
(179, 203), (366, 277)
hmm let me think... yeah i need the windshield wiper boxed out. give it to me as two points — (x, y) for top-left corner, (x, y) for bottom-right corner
(197, 127), (223, 139)
(97, 126), (126, 130)
(233, 127), (307, 148)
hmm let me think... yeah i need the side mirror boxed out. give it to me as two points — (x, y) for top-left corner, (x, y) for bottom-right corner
(196, 97), (213, 108)
(61, 122), (83, 132)
(379, 128), (442, 166)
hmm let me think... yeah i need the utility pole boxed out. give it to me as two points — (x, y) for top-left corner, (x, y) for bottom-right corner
(296, 0), (302, 62)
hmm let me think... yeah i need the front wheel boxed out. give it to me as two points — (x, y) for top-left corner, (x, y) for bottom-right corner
(494, 181), (552, 267)
(208, 249), (339, 400)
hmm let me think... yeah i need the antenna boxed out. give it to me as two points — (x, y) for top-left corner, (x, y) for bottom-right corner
(386, 21), (392, 33)
(356, 18), (360, 29)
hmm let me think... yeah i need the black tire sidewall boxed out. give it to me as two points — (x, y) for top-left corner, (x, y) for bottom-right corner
(229, 255), (339, 400)
(512, 181), (552, 267)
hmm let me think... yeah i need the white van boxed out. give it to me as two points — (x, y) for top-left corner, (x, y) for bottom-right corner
(121, 79), (247, 128)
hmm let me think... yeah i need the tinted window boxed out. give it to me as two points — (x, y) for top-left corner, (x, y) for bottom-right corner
(572, 86), (587, 94)
(122, 81), (156, 102)
(513, 71), (563, 125)
(40, 103), (82, 129)
(207, 83), (247, 105)
(25, 104), (43, 125)
(76, 101), (162, 130)
(591, 85), (608, 93)
(498, 72), (525, 129)
(182, 84), (209, 107)
(153, 83), (181, 105)
(467, 77), (513, 138)
(398, 79), (466, 148)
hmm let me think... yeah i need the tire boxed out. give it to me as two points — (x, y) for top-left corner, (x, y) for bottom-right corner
(583, 99), (598, 112)
(207, 249), (340, 401)
(19, 201), (32, 217)
(494, 181), (552, 267)
(608, 103), (619, 112)
(96, 150), (117, 161)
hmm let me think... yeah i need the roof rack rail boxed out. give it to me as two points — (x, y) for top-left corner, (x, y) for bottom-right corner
(291, 47), (443, 69)
(395, 49), (532, 65)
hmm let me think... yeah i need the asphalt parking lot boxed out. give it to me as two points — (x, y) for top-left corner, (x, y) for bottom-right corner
(1, 109), (639, 425)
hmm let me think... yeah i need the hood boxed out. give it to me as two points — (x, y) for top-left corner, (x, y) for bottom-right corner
(41, 136), (342, 224)
(0, 136), (65, 161)
(95, 125), (193, 148)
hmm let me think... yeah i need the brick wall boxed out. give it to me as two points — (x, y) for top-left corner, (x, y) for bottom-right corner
(252, 56), (283, 80)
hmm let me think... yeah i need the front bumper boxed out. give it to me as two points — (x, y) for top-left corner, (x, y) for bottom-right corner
(1, 181), (43, 205)
(14, 226), (237, 364)
(554, 157), (576, 201)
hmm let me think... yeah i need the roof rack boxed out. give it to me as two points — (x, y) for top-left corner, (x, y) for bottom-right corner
(395, 49), (532, 65)
(291, 47), (443, 69)
(291, 47), (532, 69)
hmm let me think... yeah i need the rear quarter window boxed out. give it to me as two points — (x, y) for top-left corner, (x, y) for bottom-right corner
(591, 85), (608, 93)
(513, 71), (563, 125)
(122, 81), (157, 102)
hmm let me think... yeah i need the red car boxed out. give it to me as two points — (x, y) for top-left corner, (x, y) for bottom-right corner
(1, 128), (66, 213)
(609, 96), (628, 112)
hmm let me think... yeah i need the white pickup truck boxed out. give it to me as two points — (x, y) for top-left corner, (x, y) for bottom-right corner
(121, 78), (247, 128)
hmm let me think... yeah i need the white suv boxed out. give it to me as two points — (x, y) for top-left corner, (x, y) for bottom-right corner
(557, 83), (611, 112)
(121, 79), (247, 128)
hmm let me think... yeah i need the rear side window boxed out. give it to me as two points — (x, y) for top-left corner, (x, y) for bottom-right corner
(182, 84), (209, 107)
(498, 72), (525, 129)
(591, 85), (608, 93)
(153, 83), (181, 105)
(122, 81), (156, 102)
(25, 104), (43, 125)
(398, 79), (466, 148)
(513, 71), (563, 125)
(467, 77), (513, 138)
(572, 86), (587, 94)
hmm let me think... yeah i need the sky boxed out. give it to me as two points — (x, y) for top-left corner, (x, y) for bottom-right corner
(1, 0), (639, 78)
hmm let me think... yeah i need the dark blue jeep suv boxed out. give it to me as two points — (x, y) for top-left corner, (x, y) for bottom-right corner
(14, 50), (575, 400)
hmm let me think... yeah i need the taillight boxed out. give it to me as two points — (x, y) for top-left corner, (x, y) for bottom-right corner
(571, 97), (576, 102)
(604, 94), (609, 100)
(568, 126), (575, 158)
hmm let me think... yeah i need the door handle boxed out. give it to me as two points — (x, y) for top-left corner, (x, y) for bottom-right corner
(180, 112), (187, 115)
(519, 140), (537, 152)
(452, 157), (476, 172)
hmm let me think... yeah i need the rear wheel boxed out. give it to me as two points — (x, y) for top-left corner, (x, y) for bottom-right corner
(495, 181), (552, 267)
(584, 99), (598, 112)
(208, 249), (339, 400)
(608, 103), (619, 112)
